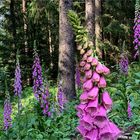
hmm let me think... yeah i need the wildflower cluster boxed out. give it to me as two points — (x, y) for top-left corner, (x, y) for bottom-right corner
(3, 93), (12, 131)
(133, 0), (140, 58)
(76, 42), (121, 140)
(119, 54), (129, 75)
(14, 58), (22, 96)
(32, 48), (43, 101)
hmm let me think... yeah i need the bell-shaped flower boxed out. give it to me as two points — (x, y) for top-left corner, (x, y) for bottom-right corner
(80, 61), (86, 67)
(87, 87), (99, 100)
(93, 105), (107, 128)
(92, 72), (100, 82)
(84, 63), (91, 71)
(85, 97), (98, 116)
(82, 53), (88, 61)
(102, 91), (112, 110)
(99, 121), (121, 140)
(80, 114), (93, 131)
(85, 70), (93, 79)
(83, 79), (93, 91)
(86, 49), (93, 56)
(84, 128), (99, 140)
(80, 92), (88, 104)
(103, 65), (110, 75)
(80, 49), (85, 55)
(76, 104), (87, 119)
(91, 58), (98, 66)
(98, 76), (106, 88)
(77, 125), (88, 137)
(96, 64), (104, 74)
(109, 122), (121, 139)
(87, 56), (93, 63)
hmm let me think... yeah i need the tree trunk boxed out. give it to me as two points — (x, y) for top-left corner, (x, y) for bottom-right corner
(85, 0), (95, 45)
(22, 0), (30, 85)
(95, 0), (102, 58)
(10, 0), (16, 48)
(59, 0), (76, 100)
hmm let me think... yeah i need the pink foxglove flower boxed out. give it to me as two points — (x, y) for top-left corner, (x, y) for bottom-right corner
(80, 92), (88, 104)
(85, 70), (93, 79)
(81, 114), (93, 131)
(96, 64), (104, 74)
(82, 53), (88, 61)
(99, 121), (121, 140)
(87, 87), (99, 100)
(86, 49), (93, 56)
(87, 56), (93, 63)
(92, 72), (100, 82)
(84, 63), (91, 71)
(85, 97), (98, 116)
(93, 106), (107, 128)
(77, 125), (88, 137)
(103, 65), (110, 75)
(85, 128), (99, 140)
(83, 79), (93, 91)
(102, 91), (112, 110)
(80, 61), (86, 67)
(91, 58), (98, 66)
(98, 76), (107, 88)
(76, 104), (87, 118)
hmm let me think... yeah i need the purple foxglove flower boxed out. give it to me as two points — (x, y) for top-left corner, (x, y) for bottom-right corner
(91, 58), (98, 66)
(80, 92), (88, 104)
(127, 101), (132, 119)
(57, 83), (66, 112)
(77, 125), (88, 137)
(85, 70), (93, 79)
(96, 64), (104, 74)
(93, 106), (107, 128)
(92, 72), (100, 82)
(87, 87), (99, 100)
(14, 60), (22, 97)
(80, 114), (93, 131)
(84, 63), (91, 71)
(85, 97), (98, 116)
(3, 99), (12, 130)
(41, 87), (50, 116)
(84, 128), (99, 140)
(119, 55), (129, 74)
(98, 76), (107, 88)
(102, 91), (112, 110)
(133, 1), (140, 58)
(75, 66), (81, 88)
(83, 79), (93, 91)
(32, 49), (43, 101)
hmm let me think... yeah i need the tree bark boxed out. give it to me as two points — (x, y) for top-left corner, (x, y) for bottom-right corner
(85, 0), (95, 45)
(95, 0), (102, 58)
(10, 0), (16, 48)
(59, 0), (76, 100)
